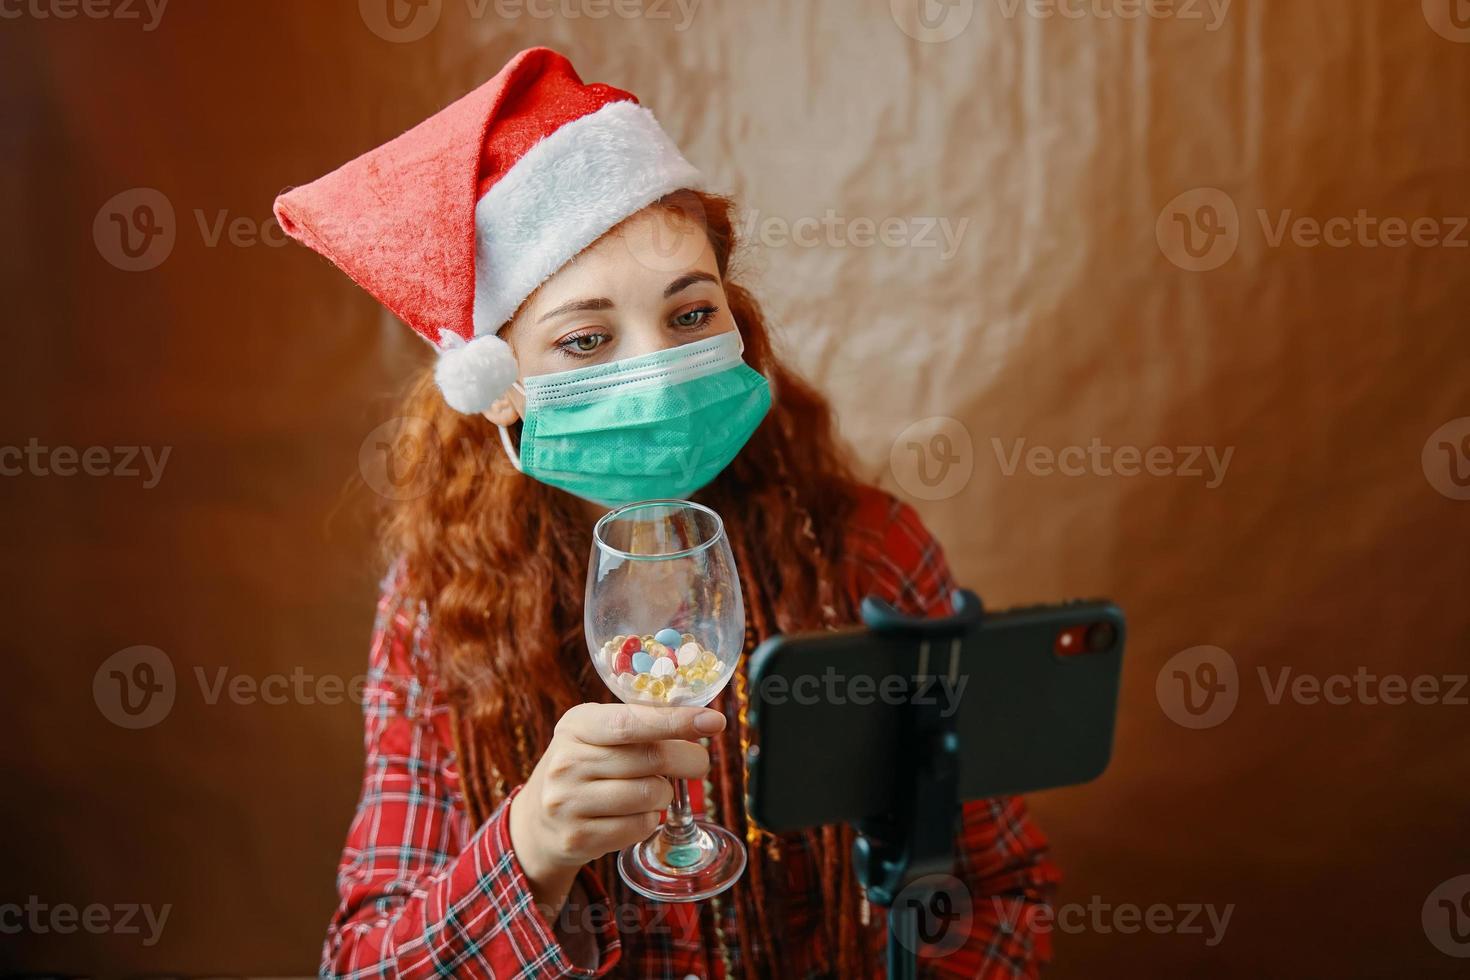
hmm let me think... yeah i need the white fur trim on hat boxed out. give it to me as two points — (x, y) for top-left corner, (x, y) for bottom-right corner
(471, 100), (703, 337)
(434, 332), (519, 414)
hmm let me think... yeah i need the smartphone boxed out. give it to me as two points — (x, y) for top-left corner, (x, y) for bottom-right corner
(745, 599), (1125, 832)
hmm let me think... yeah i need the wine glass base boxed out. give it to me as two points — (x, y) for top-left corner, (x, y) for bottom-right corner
(617, 821), (747, 903)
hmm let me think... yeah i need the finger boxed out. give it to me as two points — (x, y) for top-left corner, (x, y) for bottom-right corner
(572, 775), (675, 818)
(563, 811), (663, 861)
(578, 739), (711, 781)
(559, 702), (725, 747)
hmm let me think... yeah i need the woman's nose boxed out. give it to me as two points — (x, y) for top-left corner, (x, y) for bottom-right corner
(618, 325), (697, 360)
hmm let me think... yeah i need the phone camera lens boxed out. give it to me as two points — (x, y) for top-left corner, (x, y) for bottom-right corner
(1085, 622), (1117, 653)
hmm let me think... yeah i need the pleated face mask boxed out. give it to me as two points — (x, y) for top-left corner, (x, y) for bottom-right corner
(497, 331), (772, 506)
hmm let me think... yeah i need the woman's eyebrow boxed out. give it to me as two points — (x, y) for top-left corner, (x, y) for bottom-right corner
(663, 271), (718, 297)
(535, 272), (717, 324)
(538, 296), (614, 323)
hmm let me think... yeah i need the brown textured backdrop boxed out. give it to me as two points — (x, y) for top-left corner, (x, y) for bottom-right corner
(4, 0), (1469, 976)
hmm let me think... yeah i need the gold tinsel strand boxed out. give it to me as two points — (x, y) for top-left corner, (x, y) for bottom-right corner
(703, 753), (737, 980)
(735, 665), (759, 849)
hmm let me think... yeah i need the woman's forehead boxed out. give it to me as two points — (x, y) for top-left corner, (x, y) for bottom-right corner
(528, 208), (721, 311)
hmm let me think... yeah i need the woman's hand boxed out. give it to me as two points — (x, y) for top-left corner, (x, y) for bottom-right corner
(508, 702), (726, 912)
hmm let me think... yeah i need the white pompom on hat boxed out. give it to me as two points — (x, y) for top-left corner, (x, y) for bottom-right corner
(433, 332), (521, 415)
(273, 47), (703, 414)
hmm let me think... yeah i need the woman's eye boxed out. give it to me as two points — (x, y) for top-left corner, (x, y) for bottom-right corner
(558, 332), (607, 356)
(673, 306), (719, 329)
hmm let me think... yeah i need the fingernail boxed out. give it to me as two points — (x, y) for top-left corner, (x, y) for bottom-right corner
(694, 710), (724, 733)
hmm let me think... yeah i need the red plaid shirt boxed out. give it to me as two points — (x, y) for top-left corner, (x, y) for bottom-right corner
(323, 488), (1059, 978)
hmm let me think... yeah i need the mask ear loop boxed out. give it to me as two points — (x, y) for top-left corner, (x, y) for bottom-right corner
(496, 381), (527, 473)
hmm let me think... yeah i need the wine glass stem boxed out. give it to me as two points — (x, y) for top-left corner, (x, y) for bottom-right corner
(663, 778), (697, 844)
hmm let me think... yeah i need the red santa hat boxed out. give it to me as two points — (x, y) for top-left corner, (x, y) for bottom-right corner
(273, 47), (703, 414)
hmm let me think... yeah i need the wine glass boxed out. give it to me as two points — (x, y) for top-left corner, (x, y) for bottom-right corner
(586, 499), (747, 902)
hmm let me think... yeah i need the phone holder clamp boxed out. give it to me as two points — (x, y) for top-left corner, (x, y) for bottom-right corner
(850, 588), (983, 980)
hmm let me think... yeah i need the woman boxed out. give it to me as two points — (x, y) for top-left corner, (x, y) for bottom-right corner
(276, 47), (1057, 979)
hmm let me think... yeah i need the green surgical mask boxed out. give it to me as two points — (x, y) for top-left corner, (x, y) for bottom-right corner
(497, 331), (772, 506)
